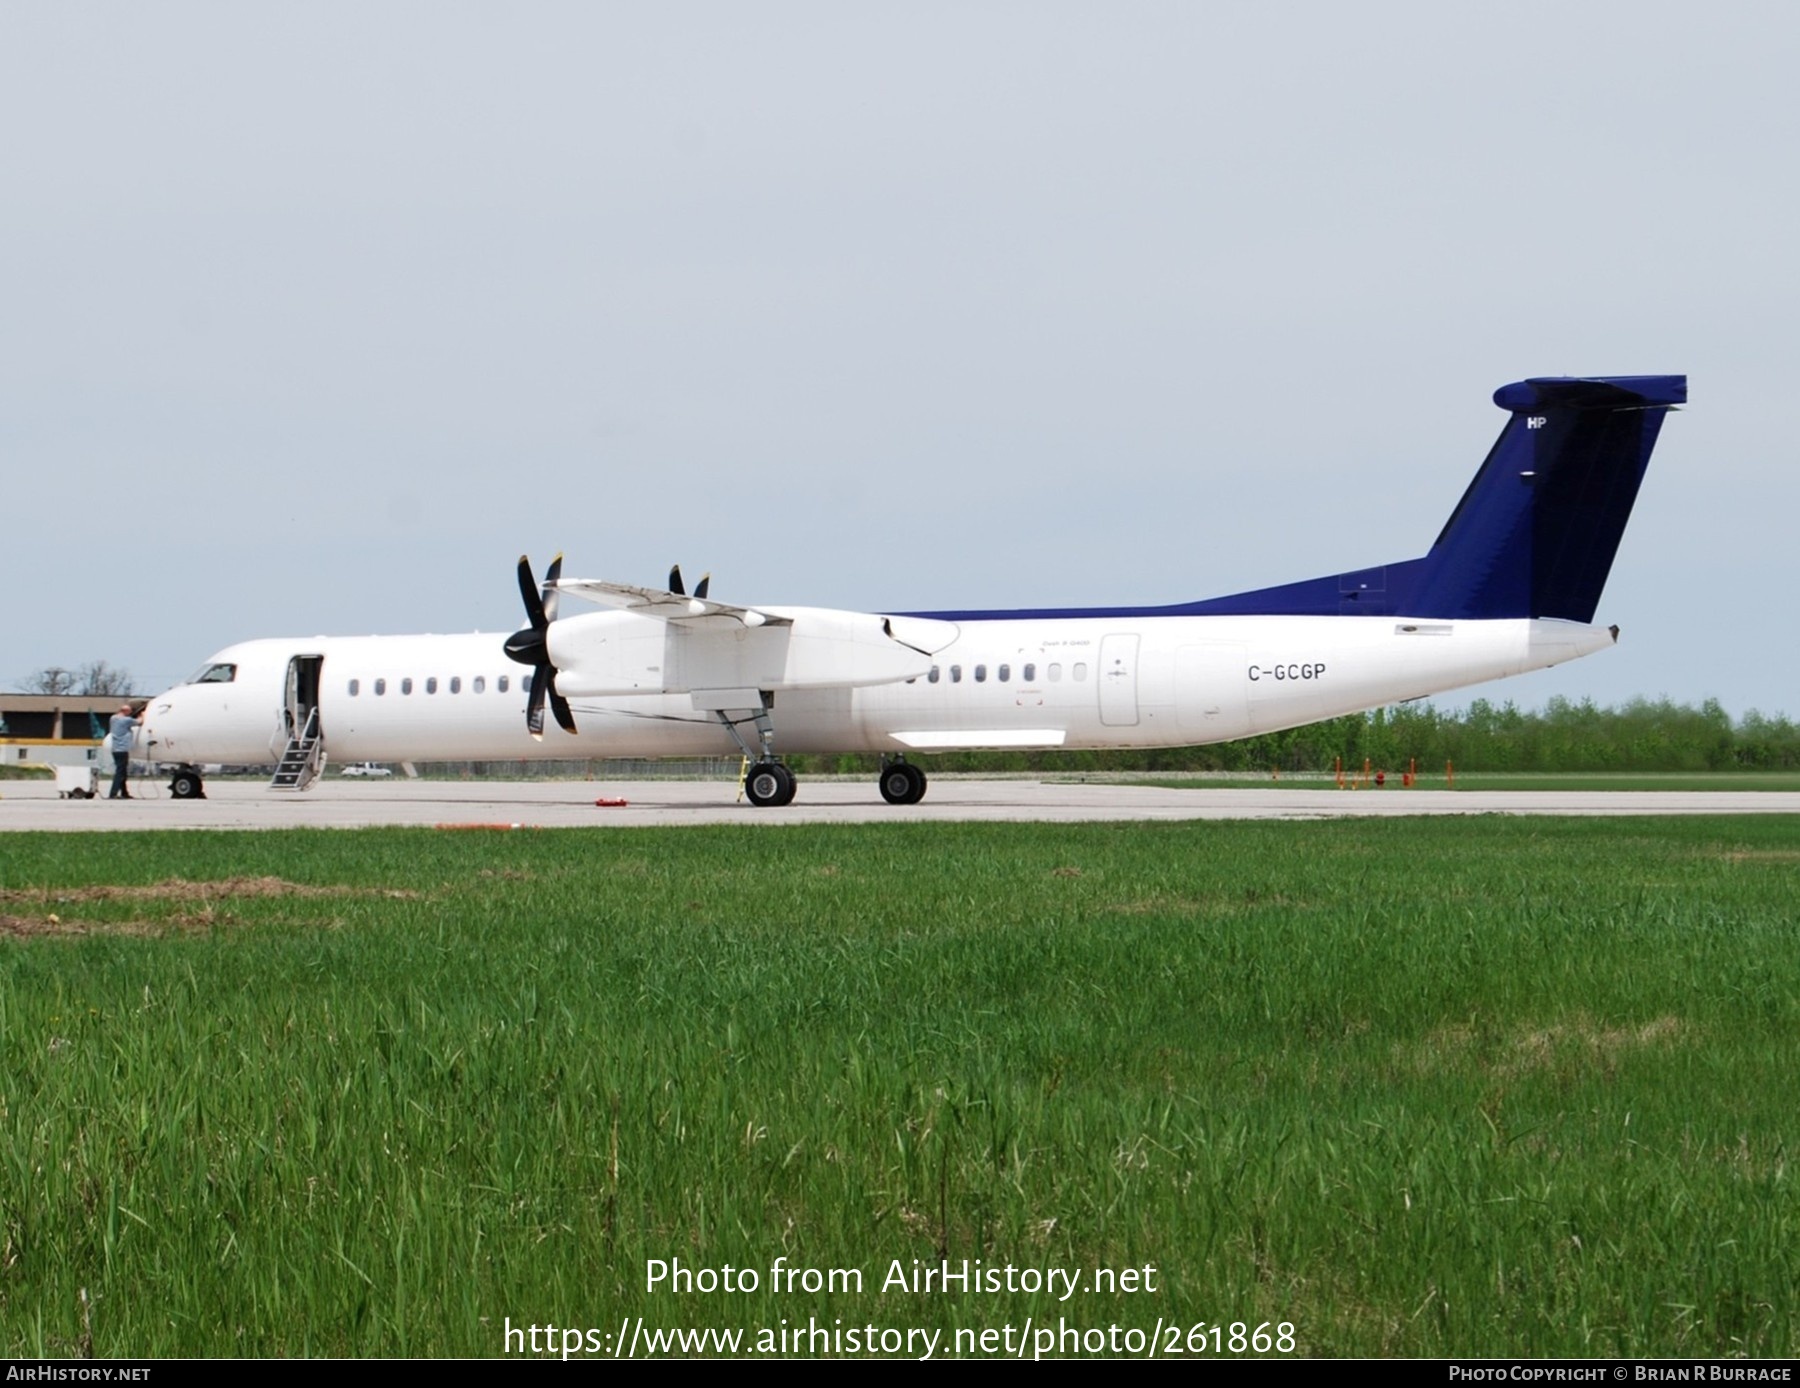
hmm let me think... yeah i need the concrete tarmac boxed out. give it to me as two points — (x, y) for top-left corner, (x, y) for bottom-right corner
(5, 776), (1800, 830)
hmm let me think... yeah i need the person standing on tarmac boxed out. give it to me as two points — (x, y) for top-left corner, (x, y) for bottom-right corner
(106, 703), (142, 799)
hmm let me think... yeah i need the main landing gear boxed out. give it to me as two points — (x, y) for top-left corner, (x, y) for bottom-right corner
(743, 761), (798, 808)
(168, 766), (206, 799)
(716, 702), (799, 808)
(878, 756), (927, 805)
(713, 701), (931, 808)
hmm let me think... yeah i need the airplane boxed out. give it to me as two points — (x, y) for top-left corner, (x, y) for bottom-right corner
(138, 374), (1685, 806)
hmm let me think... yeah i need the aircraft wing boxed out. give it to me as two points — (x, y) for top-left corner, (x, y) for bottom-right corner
(546, 583), (961, 699)
(551, 578), (794, 629)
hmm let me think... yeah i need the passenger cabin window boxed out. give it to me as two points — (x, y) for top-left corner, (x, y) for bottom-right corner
(426, 677), (438, 694)
(1073, 662), (1088, 681)
(498, 675), (510, 693)
(974, 664), (987, 683)
(928, 666), (940, 684)
(374, 678), (387, 696)
(348, 679), (360, 696)
(473, 676), (486, 693)
(1048, 663), (1062, 682)
(949, 665), (962, 683)
(401, 677), (414, 695)
(522, 674), (533, 693)
(1023, 663), (1036, 682)
(187, 663), (237, 685)
(998, 663), (1010, 683)
(450, 676), (461, 694)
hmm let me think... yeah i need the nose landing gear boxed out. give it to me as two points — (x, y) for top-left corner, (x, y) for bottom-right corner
(169, 767), (206, 799)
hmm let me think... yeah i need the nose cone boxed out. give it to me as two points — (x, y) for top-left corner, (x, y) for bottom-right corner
(137, 696), (170, 757)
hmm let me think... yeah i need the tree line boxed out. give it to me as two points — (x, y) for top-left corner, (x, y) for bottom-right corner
(15, 662), (135, 697)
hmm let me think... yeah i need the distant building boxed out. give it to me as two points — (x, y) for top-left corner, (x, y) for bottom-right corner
(0, 693), (141, 770)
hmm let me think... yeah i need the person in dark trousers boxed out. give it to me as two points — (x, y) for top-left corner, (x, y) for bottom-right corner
(106, 703), (141, 799)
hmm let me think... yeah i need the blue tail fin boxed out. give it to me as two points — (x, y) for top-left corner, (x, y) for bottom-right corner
(1180, 374), (1684, 622)
(1404, 375), (1684, 622)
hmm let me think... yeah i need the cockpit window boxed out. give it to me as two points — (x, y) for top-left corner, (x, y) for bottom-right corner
(186, 663), (237, 685)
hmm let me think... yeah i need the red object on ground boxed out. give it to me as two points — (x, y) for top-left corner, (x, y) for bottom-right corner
(594, 798), (629, 807)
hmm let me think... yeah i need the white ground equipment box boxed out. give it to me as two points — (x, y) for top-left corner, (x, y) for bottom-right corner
(54, 764), (99, 799)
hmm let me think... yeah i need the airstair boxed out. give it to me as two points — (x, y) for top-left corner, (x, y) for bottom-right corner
(270, 706), (326, 790)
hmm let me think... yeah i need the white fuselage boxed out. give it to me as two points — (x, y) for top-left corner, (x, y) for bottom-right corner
(140, 611), (1613, 768)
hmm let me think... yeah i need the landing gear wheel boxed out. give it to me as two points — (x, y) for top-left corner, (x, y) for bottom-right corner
(879, 762), (927, 805)
(744, 761), (796, 807)
(169, 769), (205, 800)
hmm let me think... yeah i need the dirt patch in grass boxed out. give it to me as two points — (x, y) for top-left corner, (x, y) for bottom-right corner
(1108, 895), (1207, 915)
(1, 904), (352, 939)
(3, 912), (167, 938)
(1107, 891), (1296, 916)
(0, 876), (406, 939)
(1722, 849), (1800, 864)
(1509, 1014), (1688, 1073)
(1402, 1013), (1690, 1077)
(0, 876), (418, 906)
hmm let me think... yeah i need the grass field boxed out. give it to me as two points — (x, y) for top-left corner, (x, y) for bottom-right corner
(3, 817), (1798, 1358)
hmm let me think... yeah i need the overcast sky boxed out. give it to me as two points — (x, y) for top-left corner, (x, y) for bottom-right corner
(4, 3), (1795, 717)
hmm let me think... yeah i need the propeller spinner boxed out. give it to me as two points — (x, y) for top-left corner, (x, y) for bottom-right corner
(503, 553), (577, 738)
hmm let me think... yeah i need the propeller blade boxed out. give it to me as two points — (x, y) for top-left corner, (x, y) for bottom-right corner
(525, 667), (548, 740)
(541, 553), (563, 625)
(549, 687), (577, 734)
(668, 564), (686, 597)
(694, 573), (710, 600)
(516, 555), (547, 632)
